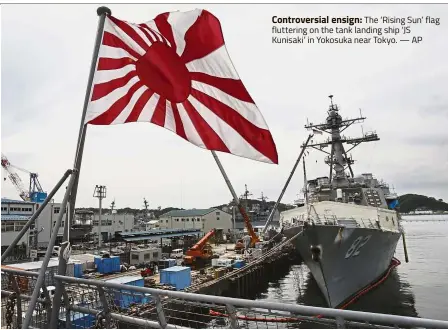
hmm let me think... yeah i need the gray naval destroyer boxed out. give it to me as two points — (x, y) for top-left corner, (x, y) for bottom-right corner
(280, 96), (402, 308)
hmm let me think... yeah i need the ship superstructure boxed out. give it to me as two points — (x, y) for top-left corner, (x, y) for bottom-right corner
(281, 96), (402, 308)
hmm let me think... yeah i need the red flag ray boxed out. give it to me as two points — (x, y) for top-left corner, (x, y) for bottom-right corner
(102, 31), (141, 60)
(91, 70), (137, 101)
(180, 10), (224, 64)
(109, 16), (151, 52)
(125, 90), (155, 123)
(190, 89), (278, 164)
(137, 25), (156, 43)
(191, 81), (268, 130)
(190, 72), (253, 103)
(97, 57), (135, 71)
(89, 81), (145, 125)
(154, 13), (177, 51)
(171, 103), (188, 140)
(187, 95), (273, 163)
(182, 100), (230, 152)
(150, 97), (167, 126)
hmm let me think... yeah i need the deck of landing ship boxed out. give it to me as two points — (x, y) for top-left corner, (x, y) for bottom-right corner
(2, 265), (448, 329)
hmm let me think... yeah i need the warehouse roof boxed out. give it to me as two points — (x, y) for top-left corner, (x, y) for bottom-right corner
(1, 214), (31, 221)
(118, 228), (201, 242)
(1, 198), (34, 205)
(161, 208), (218, 217)
(105, 275), (143, 284)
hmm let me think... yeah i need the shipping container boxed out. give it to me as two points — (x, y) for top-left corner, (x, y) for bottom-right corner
(160, 266), (191, 290)
(105, 275), (148, 308)
(58, 309), (95, 329)
(233, 260), (245, 269)
(158, 258), (176, 270)
(212, 258), (232, 268)
(74, 263), (84, 278)
(129, 247), (162, 265)
(95, 255), (120, 274)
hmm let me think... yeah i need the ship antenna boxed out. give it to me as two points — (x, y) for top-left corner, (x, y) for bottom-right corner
(329, 95), (334, 106)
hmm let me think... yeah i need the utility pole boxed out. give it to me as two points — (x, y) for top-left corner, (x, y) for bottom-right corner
(143, 198), (149, 219)
(93, 185), (107, 249)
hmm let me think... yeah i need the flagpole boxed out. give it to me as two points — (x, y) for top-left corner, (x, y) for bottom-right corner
(261, 134), (313, 236)
(49, 7), (111, 328)
(210, 151), (259, 246)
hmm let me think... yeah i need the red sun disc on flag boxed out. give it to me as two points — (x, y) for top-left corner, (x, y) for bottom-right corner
(86, 9), (278, 164)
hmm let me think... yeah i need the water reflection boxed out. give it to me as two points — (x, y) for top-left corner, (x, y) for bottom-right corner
(254, 261), (418, 327)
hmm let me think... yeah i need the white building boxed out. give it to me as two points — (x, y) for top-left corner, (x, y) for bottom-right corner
(1, 198), (134, 255)
(91, 212), (135, 241)
(158, 208), (233, 233)
(1, 198), (68, 251)
(1, 198), (37, 258)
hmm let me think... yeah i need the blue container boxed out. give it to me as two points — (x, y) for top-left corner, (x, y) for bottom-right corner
(160, 266), (191, 290)
(30, 192), (48, 203)
(233, 260), (245, 269)
(59, 309), (95, 329)
(74, 263), (83, 278)
(106, 275), (149, 308)
(95, 256), (121, 274)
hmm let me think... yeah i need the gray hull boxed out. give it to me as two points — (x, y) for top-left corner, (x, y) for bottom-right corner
(284, 225), (401, 308)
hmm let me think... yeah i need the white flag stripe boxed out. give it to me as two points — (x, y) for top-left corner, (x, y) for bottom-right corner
(164, 101), (176, 132)
(85, 76), (140, 123)
(143, 22), (167, 44)
(127, 21), (153, 48)
(137, 93), (160, 122)
(167, 9), (202, 56)
(98, 45), (138, 61)
(188, 96), (270, 163)
(186, 46), (239, 79)
(191, 81), (269, 130)
(93, 65), (136, 85)
(142, 25), (161, 43)
(111, 85), (148, 124)
(176, 102), (206, 148)
(105, 17), (146, 56)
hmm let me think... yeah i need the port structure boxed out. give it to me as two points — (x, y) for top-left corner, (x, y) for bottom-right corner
(1, 153), (47, 203)
(93, 185), (107, 248)
(303, 95), (379, 185)
(2, 266), (448, 329)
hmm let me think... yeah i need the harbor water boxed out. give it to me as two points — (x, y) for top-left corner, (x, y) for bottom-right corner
(254, 216), (448, 323)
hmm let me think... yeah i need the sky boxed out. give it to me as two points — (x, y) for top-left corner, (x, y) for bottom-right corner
(1, 4), (447, 209)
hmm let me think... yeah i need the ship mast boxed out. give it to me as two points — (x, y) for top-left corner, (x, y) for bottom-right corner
(303, 95), (380, 187)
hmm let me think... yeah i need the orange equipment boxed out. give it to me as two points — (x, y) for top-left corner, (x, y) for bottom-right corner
(183, 229), (216, 269)
(233, 204), (259, 251)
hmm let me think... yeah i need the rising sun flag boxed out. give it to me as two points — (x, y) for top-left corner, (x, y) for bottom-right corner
(84, 9), (278, 164)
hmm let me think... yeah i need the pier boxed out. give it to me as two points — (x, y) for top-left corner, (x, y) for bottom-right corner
(2, 266), (448, 329)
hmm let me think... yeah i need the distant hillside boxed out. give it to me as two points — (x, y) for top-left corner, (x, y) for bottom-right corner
(75, 206), (182, 218)
(76, 198), (295, 218)
(398, 194), (448, 213)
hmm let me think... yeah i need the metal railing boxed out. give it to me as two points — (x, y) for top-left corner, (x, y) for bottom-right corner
(2, 268), (448, 329)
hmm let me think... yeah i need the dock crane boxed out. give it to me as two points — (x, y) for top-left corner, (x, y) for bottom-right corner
(1, 153), (47, 203)
(183, 228), (222, 269)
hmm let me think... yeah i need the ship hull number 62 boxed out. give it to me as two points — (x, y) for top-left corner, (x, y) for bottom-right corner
(345, 235), (372, 259)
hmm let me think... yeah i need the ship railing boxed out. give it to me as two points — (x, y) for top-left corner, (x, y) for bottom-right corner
(2, 268), (448, 329)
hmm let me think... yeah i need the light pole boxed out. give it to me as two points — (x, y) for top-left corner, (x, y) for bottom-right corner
(93, 185), (107, 249)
